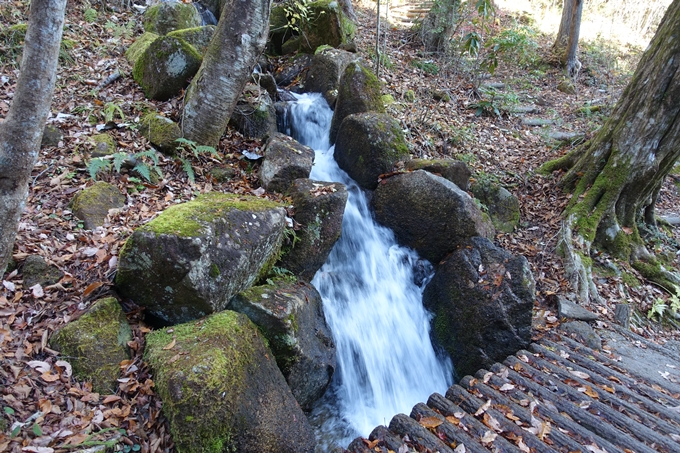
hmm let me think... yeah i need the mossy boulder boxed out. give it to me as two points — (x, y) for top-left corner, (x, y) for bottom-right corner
(334, 112), (409, 190)
(91, 133), (116, 157)
(115, 193), (286, 326)
(132, 36), (202, 101)
(125, 32), (159, 66)
(405, 158), (472, 191)
(70, 181), (126, 230)
(139, 112), (181, 155)
(145, 310), (316, 453)
(471, 180), (520, 233)
(371, 170), (495, 264)
(303, 47), (358, 107)
(267, 4), (290, 56)
(167, 25), (216, 56)
(259, 133), (315, 193)
(142, 1), (202, 35)
(329, 62), (385, 144)
(22, 255), (63, 289)
(51, 297), (132, 393)
(229, 84), (277, 140)
(230, 279), (336, 410)
(41, 125), (63, 148)
(423, 237), (535, 378)
(277, 179), (347, 281)
(299, 0), (356, 53)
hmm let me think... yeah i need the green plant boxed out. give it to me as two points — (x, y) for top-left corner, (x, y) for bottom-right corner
(469, 98), (501, 117)
(104, 20), (134, 40)
(175, 138), (220, 183)
(88, 150), (161, 182)
(283, 0), (311, 34)
(410, 59), (439, 75)
(647, 285), (680, 320)
(266, 266), (296, 285)
(102, 102), (125, 123)
(84, 7), (97, 23)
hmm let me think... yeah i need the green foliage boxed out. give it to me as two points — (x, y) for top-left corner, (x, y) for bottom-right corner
(486, 24), (539, 69)
(283, 0), (311, 33)
(104, 20), (134, 40)
(410, 59), (439, 75)
(84, 7), (98, 23)
(469, 98), (500, 117)
(175, 138), (221, 184)
(647, 286), (680, 321)
(103, 102), (125, 123)
(266, 266), (296, 285)
(88, 150), (161, 183)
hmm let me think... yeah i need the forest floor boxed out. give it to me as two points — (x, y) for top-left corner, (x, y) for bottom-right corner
(1, 1), (680, 452)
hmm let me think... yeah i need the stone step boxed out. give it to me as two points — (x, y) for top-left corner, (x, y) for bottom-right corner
(347, 330), (680, 453)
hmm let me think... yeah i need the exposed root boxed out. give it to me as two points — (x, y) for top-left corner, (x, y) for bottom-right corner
(557, 215), (603, 304)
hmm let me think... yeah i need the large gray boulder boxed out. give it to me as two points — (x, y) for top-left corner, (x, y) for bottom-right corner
(334, 112), (410, 190)
(230, 84), (278, 140)
(423, 237), (535, 378)
(132, 35), (202, 101)
(278, 179), (348, 281)
(115, 193), (286, 325)
(405, 158), (472, 191)
(230, 279), (336, 410)
(303, 47), (358, 107)
(51, 297), (132, 393)
(330, 62), (385, 144)
(471, 180), (521, 233)
(145, 311), (316, 453)
(372, 170), (495, 264)
(142, 1), (202, 35)
(259, 133), (315, 193)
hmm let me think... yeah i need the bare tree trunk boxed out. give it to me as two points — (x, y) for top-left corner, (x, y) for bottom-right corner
(339, 0), (358, 22)
(541, 0), (680, 300)
(182, 0), (273, 147)
(420, 0), (460, 52)
(0, 0), (67, 274)
(551, 0), (583, 67)
(564, 0), (582, 77)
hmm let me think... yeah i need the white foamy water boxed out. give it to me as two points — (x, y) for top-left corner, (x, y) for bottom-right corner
(282, 93), (453, 450)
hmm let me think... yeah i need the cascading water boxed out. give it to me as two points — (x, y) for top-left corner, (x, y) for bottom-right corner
(282, 93), (453, 450)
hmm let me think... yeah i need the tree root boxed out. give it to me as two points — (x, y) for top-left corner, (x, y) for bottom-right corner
(557, 215), (603, 304)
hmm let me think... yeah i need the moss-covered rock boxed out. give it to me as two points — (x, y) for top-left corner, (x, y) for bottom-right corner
(334, 112), (409, 190)
(139, 112), (181, 155)
(299, 0), (356, 53)
(329, 62), (385, 144)
(267, 4), (290, 56)
(125, 32), (159, 66)
(145, 311), (315, 453)
(277, 178), (347, 281)
(70, 181), (126, 230)
(22, 255), (63, 289)
(423, 237), (535, 378)
(405, 158), (472, 191)
(230, 279), (335, 410)
(229, 84), (277, 140)
(91, 133), (116, 157)
(372, 170), (495, 264)
(51, 297), (132, 393)
(259, 133), (315, 193)
(142, 2), (202, 35)
(132, 36), (202, 101)
(167, 25), (216, 56)
(471, 179), (521, 233)
(303, 47), (358, 107)
(41, 125), (63, 148)
(115, 193), (286, 325)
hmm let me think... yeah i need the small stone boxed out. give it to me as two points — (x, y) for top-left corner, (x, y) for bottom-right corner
(546, 131), (584, 143)
(508, 105), (539, 114)
(70, 181), (126, 230)
(403, 90), (416, 102)
(210, 166), (236, 183)
(558, 296), (599, 321)
(615, 303), (631, 329)
(522, 118), (553, 126)
(91, 133), (116, 157)
(560, 321), (602, 350)
(557, 79), (577, 95)
(22, 255), (63, 288)
(41, 125), (63, 147)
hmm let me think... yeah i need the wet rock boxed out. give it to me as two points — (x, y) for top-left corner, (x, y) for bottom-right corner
(132, 35), (202, 101)
(259, 133), (315, 193)
(372, 170), (494, 264)
(142, 1), (202, 35)
(405, 158), (471, 191)
(210, 166), (236, 183)
(274, 54), (313, 87)
(70, 181), (126, 230)
(423, 237), (535, 378)
(230, 279), (336, 410)
(471, 180), (520, 233)
(145, 311), (316, 453)
(115, 193), (286, 325)
(615, 303), (631, 328)
(334, 112), (409, 190)
(258, 72), (279, 101)
(303, 47), (358, 107)
(139, 113), (181, 155)
(229, 85), (277, 140)
(278, 178), (348, 281)
(22, 255), (63, 289)
(51, 297), (132, 393)
(330, 62), (385, 144)
(560, 320), (602, 350)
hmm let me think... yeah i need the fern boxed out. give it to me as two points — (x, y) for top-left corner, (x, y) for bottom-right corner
(133, 162), (152, 182)
(181, 158), (195, 183)
(112, 152), (127, 173)
(88, 158), (111, 180)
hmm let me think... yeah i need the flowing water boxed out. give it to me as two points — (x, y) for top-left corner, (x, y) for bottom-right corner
(282, 93), (453, 450)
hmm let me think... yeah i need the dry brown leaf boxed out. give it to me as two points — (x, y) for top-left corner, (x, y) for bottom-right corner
(163, 338), (177, 350)
(419, 416), (443, 429)
(474, 399), (492, 416)
(102, 395), (122, 404)
(480, 430), (497, 445)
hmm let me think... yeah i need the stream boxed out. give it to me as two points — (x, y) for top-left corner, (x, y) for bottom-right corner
(282, 93), (453, 450)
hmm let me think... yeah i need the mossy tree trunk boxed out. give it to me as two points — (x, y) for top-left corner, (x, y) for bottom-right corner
(551, 0), (583, 70)
(419, 0), (460, 52)
(181, 0), (273, 147)
(540, 0), (680, 301)
(0, 0), (66, 273)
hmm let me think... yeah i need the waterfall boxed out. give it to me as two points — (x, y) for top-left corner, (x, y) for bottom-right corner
(282, 93), (453, 450)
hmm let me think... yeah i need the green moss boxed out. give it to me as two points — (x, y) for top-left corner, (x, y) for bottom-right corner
(209, 263), (220, 278)
(621, 271), (641, 287)
(125, 32), (160, 65)
(91, 133), (116, 157)
(139, 112), (181, 155)
(141, 192), (280, 237)
(404, 90), (416, 102)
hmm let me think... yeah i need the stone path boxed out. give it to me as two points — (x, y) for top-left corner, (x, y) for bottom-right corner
(345, 326), (680, 453)
(387, 0), (433, 27)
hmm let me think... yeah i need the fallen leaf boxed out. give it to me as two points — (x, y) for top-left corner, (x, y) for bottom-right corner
(27, 360), (51, 373)
(31, 284), (44, 298)
(453, 445), (466, 453)
(474, 400), (491, 416)
(499, 383), (515, 391)
(419, 416), (443, 429)
(102, 395), (122, 404)
(483, 413), (502, 432)
(481, 430), (497, 445)
(55, 360), (72, 377)
(163, 338), (176, 350)
(82, 281), (104, 298)
(569, 370), (590, 380)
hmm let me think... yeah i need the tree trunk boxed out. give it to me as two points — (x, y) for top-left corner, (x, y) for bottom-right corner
(181, 0), (273, 147)
(0, 0), (67, 274)
(419, 0), (460, 52)
(551, 0), (583, 68)
(339, 0), (358, 22)
(541, 0), (680, 300)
